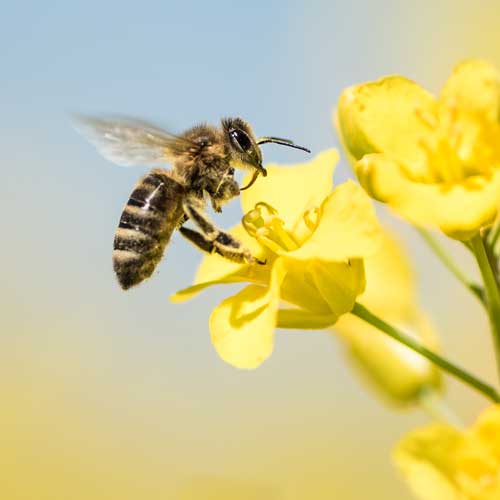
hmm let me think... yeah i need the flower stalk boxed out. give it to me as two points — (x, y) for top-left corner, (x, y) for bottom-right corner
(470, 233), (500, 382)
(351, 302), (500, 403)
(487, 217), (500, 251)
(417, 228), (485, 305)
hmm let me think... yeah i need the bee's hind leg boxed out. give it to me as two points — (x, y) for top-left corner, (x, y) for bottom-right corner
(179, 226), (264, 264)
(180, 198), (265, 264)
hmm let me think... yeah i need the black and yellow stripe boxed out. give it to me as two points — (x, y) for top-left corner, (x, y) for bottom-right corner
(112, 170), (185, 290)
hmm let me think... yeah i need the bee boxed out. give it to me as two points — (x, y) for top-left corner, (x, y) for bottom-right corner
(74, 116), (310, 290)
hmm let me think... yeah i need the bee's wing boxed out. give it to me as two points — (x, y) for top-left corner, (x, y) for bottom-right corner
(72, 115), (196, 167)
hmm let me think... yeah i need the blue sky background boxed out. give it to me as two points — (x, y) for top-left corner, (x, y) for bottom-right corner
(2, 1), (500, 498)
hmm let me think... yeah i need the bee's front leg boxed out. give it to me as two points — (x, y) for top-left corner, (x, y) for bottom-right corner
(210, 168), (240, 213)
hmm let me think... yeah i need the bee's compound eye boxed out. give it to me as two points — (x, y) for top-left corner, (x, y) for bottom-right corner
(230, 129), (252, 152)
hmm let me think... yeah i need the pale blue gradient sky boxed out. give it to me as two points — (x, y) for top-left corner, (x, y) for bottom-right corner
(2, 2), (500, 498)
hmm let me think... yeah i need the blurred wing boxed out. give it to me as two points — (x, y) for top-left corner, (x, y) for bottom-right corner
(72, 115), (195, 167)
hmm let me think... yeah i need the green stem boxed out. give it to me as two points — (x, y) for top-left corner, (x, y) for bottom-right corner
(487, 218), (500, 253)
(470, 233), (500, 382)
(417, 228), (485, 305)
(351, 302), (500, 403)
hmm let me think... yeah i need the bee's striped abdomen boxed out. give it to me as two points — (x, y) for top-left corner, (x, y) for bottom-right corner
(113, 170), (185, 290)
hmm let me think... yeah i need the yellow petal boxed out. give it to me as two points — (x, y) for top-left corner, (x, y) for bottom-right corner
(359, 226), (415, 319)
(395, 407), (500, 500)
(310, 258), (366, 319)
(288, 181), (382, 261)
(276, 309), (337, 329)
(278, 258), (333, 313)
(440, 59), (500, 121)
(208, 259), (286, 369)
(394, 423), (464, 500)
(170, 224), (270, 303)
(241, 149), (338, 230)
(356, 154), (500, 239)
(171, 276), (252, 304)
(473, 406), (500, 462)
(335, 312), (442, 404)
(337, 76), (436, 179)
(332, 108), (358, 167)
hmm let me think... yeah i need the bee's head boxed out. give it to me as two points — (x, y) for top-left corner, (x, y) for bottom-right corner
(222, 117), (265, 175)
(222, 117), (311, 190)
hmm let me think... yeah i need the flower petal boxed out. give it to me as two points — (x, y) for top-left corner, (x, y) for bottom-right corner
(288, 181), (382, 261)
(208, 259), (286, 369)
(394, 423), (464, 500)
(473, 406), (500, 462)
(440, 59), (500, 121)
(276, 309), (337, 329)
(356, 154), (500, 239)
(395, 405), (500, 499)
(279, 258), (333, 313)
(337, 76), (436, 179)
(359, 226), (415, 319)
(170, 276), (252, 304)
(310, 258), (365, 319)
(241, 149), (338, 230)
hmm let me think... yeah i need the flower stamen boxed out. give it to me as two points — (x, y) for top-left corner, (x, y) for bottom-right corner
(416, 106), (475, 183)
(303, 207), (320, 232)
(255, 227), (285, 254)
(242, 203), (300, 253)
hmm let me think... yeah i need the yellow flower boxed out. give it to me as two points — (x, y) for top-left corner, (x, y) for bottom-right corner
(337, 59), (500, 240)
(172, 149), (382, 369)
(334, 228), (442, 405)
(395, 405), (500, 500)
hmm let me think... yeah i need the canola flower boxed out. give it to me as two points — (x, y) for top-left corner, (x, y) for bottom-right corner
(337, 59), (500, 241)
(172, 149), (382, 368)
(172, 148), (500, 409)
(395, 405), (500, 500)
(337, 59), (500, 399)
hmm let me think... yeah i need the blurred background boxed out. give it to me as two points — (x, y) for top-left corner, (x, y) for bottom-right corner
(2, 1), (500, 498)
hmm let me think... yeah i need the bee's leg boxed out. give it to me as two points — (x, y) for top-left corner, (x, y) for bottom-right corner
(179, 226), (216, 254)
(181, 198), (265, 264)
(179, 226), (264, 264)
(211, 174), (240, 213)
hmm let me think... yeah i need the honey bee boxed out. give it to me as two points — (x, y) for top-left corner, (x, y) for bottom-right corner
(74, 116), (310, 290)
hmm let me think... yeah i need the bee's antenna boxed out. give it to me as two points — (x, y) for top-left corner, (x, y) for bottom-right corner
(257, 136), (311, 153)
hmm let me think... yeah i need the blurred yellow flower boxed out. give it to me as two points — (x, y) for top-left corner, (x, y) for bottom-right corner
(337, 59), (500, 240)
(172, 150), (382, 369)
(395, 405), (500, 500)
(334, 228), (442, 405)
